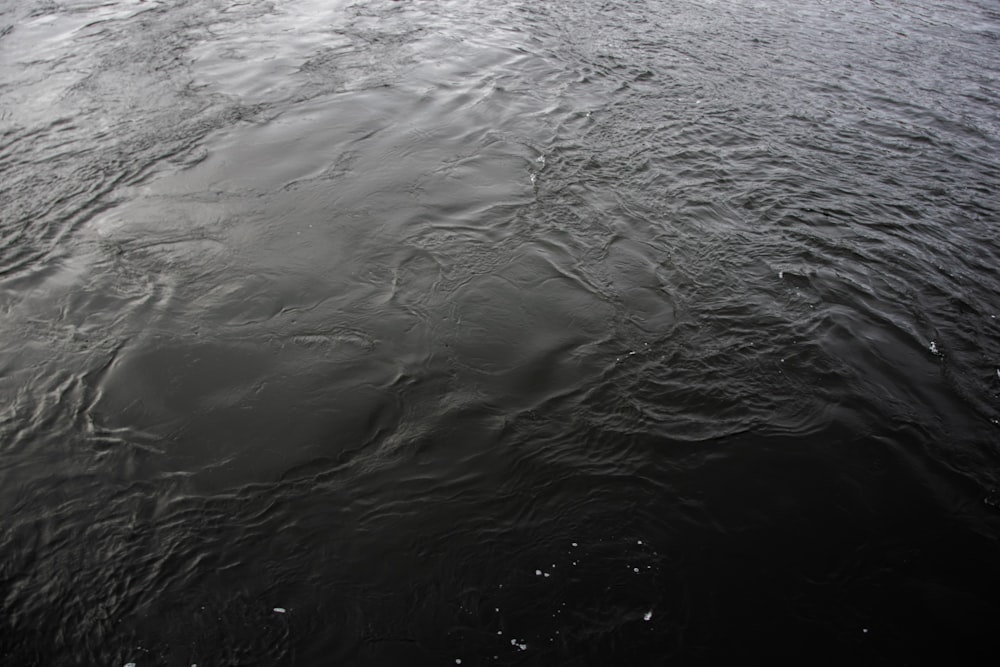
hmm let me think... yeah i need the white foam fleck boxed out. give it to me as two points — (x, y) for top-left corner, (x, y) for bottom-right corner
(644, 610), (653, 621)
(929, 341), (939, 355)
(535, 569), (542, 576)
(273, 607), (286, 613)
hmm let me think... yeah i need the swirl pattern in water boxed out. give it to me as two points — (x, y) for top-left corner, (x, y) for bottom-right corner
(1, 0), (999, 664)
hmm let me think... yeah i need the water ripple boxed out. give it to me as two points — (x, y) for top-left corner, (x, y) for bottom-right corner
(3, 0), (1000, 663)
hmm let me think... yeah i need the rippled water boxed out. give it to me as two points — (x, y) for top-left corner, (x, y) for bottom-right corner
(2, 0), (1000, 663)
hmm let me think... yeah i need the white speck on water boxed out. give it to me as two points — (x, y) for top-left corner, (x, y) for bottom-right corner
(644, 610), (653, 621)
(273, 607), (286, 613)
(571, 542), (578, 547)
(124, 664), (136, 667)
(498, 630), (502, 635)
(633, 567), (640, 573)
(779, 271), (784, 279)
(863, 628), (869, 633)
(456, 660), (462, 664)
(637, 540), (643, 545)
(929, 341), (939, 355)
(535, 569), (542, 576)
(529, 173), (537, 184)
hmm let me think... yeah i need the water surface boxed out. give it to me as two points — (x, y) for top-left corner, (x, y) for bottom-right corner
(2, 0), (1000, 664)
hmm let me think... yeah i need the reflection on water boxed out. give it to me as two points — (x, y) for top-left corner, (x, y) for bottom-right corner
(2, 0), (1000, 664)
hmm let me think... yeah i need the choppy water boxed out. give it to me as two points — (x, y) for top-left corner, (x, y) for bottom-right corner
(2, 0), (1000, 664)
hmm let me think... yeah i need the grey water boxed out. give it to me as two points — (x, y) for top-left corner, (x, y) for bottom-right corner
(2, 0), (1000, 664)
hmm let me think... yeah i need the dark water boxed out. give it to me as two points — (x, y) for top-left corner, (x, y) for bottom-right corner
(2, 0), (1000, 663)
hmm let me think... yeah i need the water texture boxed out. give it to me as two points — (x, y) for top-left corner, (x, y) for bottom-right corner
(1, 0), (999, 664)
